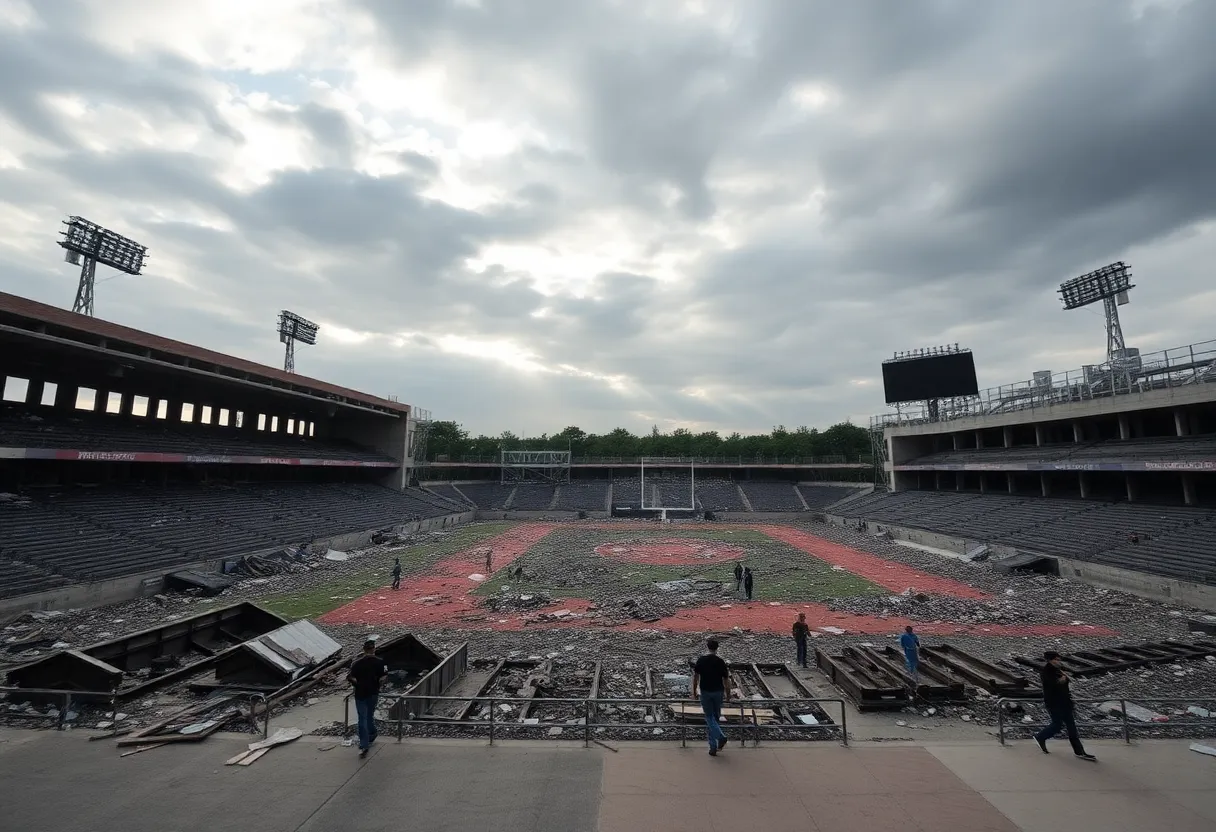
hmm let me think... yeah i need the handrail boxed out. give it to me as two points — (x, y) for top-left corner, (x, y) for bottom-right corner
(341, 693), (848, 747)
(995, 696), (1216, 745)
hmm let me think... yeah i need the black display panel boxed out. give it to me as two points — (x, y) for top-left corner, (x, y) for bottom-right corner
(881, 352), (979, 404)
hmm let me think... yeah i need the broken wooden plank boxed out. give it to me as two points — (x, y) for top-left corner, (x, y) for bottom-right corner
(119, 742), (168, 757)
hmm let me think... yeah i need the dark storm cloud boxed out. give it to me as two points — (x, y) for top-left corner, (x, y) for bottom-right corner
(2, 0), (1215, 435)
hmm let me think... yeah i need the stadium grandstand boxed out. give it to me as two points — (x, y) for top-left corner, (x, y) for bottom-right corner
(0, 291), (465, 609)
(854, 336), (1216, 606)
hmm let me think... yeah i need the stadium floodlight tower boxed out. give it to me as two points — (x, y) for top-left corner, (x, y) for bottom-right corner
(58, 216), (148, 317)
(1058, 262), (1136, 371)
(277, 310), (319, 373)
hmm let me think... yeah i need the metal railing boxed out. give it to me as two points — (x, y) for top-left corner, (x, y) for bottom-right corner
(996, 696), (1216, 745)
(343, 693), (848, 747)
(0, 686), (118, 731)
(876, 338), (1216, 429)
(424, 455), (873, 466)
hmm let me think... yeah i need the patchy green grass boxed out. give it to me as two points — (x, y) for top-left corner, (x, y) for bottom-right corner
(255, 522), (512, 620)
(472, 526), (884, 603)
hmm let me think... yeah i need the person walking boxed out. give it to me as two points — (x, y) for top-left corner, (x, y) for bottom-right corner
(692, 638), (731, 756)
(390, 557), (402, 590)
(743, 567), (754, 601)
(1035, 650), (1096, 761)
(899, 625), (921, 678)
(485, 548), (494, 574)
(733, 562), (744, 594)
(347, 639), (388, 758)
(792, 613), (810, 668)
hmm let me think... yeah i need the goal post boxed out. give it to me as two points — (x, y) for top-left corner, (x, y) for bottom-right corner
(640, 456), (696, 511)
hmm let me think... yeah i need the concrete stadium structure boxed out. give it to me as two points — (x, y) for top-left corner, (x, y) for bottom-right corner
(867, 340), (1216, 608)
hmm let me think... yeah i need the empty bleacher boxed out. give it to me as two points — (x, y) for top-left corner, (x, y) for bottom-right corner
(832, 489), (1216, 584)
(0, 558), (69, 599)
(510, 485), (556, 510)
(553, 482), (609, 511)
(796, 485), (862, 509)
(426, 484), (475, 507)
(740, 482), (805, 511)
(457, 483), (517, 509)
(696, 480), (746, 511)
(0, 482), (461, 587)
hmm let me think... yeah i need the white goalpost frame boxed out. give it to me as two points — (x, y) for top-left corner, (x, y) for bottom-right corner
(639, 457), (696, 518)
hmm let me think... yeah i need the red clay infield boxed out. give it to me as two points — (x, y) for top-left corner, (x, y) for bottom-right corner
(319, 523), (1114, 638)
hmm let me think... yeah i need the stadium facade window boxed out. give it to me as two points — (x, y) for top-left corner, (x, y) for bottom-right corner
(131, 396), (149, 417)
(235, 410), (244, 428)
(218, 408), (230, 427)
(257, 413), (266, 431)
(156, 400), (169, 419)
(287, 418), (296, 435)
(270, 416), (280, 433)
(298, 420), (306, 436)
(106, 392), (123, 414)
(309, 421), (315, 437)
(40, 382), (57, 407)
(200, 405), (213, 425)
(1, 376), (28, 403)
(181, 403), (195, 423)
(75, 387), (97, 410)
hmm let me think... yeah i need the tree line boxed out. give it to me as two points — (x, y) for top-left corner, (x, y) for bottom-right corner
(424, 421), (872, 461)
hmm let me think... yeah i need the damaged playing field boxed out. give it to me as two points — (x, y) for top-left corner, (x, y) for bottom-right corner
(306, 521), (1112, 638)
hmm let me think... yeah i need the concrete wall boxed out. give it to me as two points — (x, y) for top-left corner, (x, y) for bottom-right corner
(0, 510), (474, 616)
(473, 510), (608, 521)
(329, 410), (409, 490)
(1054, 556), (1216, 612)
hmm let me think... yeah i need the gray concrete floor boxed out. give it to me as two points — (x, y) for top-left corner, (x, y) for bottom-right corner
(0, 731), (602, 832)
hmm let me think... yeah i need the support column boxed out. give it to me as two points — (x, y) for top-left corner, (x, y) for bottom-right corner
(120, 392), (134, 416)
(1008, 473), (1016, 494)
(1003, 426), (1013, 448)
(24, 379), (45, 407)
(1072, 422), (1084, 443)
(1079, 472), (1092, 499)
(1040, 473), (1051, 497)
(979, 474), (987, 493)
(952, 433), (962, 451)
(1175, 409), (1189, 437)
(1125, 474), (1139, 503)
(1182, 474), (1197, 507)
(1035, 424), (1045, 446)
(1118, 414), (1130, 441)
(955, 472), (964, 491)
(975, 430), (984, 449)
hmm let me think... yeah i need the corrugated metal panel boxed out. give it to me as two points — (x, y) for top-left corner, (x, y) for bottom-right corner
(245, 620), (342, 679)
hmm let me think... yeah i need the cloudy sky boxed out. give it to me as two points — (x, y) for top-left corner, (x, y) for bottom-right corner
(1, 0), (1214, 436)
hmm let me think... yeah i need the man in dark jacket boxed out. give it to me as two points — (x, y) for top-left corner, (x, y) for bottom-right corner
(348, 639), (389, 758)
(1034, 650), (1096, 761)
(743, 568), (754, 600)
(733, 562), (744, 594)
(792, 613), (810, 667)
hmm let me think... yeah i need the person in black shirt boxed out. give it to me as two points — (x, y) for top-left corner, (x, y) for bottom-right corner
(733, 562), (744, 594)
(743, 568), (754, 600)
(692, 638), (731, 756)
(391, 558), (401, 590)
(347, 639), (389, 757)
(792, 614), (810, 668)
(1034, 650), (1096, 761)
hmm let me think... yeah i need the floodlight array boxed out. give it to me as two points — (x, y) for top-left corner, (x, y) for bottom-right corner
(1058, 262), (1133, 310)
(278, 311), (319, 345)
(59, 216), (147, 275)
(888, 344), (965, 362)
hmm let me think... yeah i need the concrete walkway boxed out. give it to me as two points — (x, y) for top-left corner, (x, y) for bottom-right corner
(1, 730), (1212, 831)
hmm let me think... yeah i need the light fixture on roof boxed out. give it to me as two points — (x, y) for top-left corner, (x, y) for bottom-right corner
(58, 216), (148, 317)
(277, 310), (319, 373)
(1058, 261), (1136, 369)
